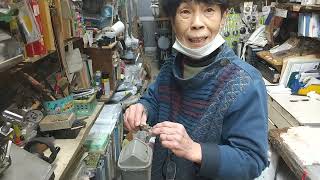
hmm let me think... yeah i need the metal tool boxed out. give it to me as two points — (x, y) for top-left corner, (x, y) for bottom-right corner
(0, 121), (13, 175)
(0, 122), (13, 136)
(139, 124), (155, 143)
(2, 110), (23, 122)
(139, 124), (152, 132)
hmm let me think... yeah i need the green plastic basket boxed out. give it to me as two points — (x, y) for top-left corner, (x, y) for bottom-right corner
(74, 93), (97, 117)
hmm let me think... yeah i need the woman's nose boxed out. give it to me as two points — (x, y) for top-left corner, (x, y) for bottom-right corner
(191, 13), (205, 30)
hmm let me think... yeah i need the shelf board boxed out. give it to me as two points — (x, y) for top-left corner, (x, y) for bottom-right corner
(64, 37), (81, 45)
(0, 54), (24, 72)
(53, 103), (104, 180)
(23, 50), (56, 63)
(23, 37), (81, 63)
(98, 91), (114, 102)
(98, 81), (118, 102)
(276, 3), (320, 13)
(101, 41), (118, 49)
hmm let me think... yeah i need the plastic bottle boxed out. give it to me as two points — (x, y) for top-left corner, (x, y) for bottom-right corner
(95, 71), (102, 88)
(102, 72), (110, 96)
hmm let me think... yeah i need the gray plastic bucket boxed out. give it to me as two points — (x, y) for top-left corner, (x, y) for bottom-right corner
(118, 138), (153, 180)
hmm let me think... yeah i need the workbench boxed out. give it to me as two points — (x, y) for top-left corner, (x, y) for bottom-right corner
(269, 128), (320, 180)
(264, 78), (320, 128)
(263, 78), (320, 179)
(267, 93), (320, 128)
(51, 102), (104, 180)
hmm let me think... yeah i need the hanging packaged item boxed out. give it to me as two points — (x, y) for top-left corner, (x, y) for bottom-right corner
(220, 8), (241, 48)
(298, 13), (320, 38)
(25, 0), (47, 57)
(16, 0), (41, 44)
(38, 0), (56, 51)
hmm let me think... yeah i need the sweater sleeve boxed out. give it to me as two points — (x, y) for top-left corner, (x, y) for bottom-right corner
(199, 78), (269, 180)
(138, 81), (159, 126)
(138, 57), (174, 125)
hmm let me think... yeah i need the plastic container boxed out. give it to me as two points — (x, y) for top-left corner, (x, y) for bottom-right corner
(73, 92), (97, 117)
(118, 138), (153, 180)
(95, 71), (102, 87)
(102, 72), (110, 96)
(44, 95), (74, 115)
(48, 119), (86, 139)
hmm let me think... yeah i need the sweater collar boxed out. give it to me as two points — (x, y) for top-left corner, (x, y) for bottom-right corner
(172, 43), (231, 89)
(182, 46), (221, 68)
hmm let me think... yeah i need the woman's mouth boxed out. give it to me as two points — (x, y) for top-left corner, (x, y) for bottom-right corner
(188, 37), (208, 44)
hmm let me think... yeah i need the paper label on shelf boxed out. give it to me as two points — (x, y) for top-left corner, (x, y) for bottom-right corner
(275, 8), (288, 18)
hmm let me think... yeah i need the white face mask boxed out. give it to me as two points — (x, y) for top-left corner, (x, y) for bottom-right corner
(173, 34), (225, 59)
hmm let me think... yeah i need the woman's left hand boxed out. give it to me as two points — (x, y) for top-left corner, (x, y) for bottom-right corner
(151, 121), (202, 164)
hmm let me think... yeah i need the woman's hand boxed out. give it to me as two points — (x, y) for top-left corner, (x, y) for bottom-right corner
(151, 121), (202, 164)
(124, 103), (147, 132)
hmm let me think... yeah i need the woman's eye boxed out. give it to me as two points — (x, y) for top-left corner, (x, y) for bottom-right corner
(181, 9), (191, 14)
(179, 9), (191, 18)
(205, 8), (215, 13)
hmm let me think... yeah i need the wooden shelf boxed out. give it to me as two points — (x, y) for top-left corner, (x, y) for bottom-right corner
(23, 37), (82, 64)
(101, 41), (118, 49)
(23, 50), (56, 63)
(0, 54), (24, 72)
(98, 79), (118, 103)
(64, 37), (81, 45)
(276, 3), (320, 13)
(98, 80), (118, 102)
(98, 90), (114, 102)
(52, 103), (104, 180)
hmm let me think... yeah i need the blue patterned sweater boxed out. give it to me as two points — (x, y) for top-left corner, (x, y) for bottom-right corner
(139, 44), (268, 180)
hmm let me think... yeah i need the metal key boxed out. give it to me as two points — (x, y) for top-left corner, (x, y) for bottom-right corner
(139, 124), (155, 143)
(139, 124), (152, 132)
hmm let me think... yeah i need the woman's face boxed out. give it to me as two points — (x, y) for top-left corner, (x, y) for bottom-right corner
(173, 1), (225, 49)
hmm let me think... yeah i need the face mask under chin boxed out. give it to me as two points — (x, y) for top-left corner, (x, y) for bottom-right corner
(173, 34), (225, 59)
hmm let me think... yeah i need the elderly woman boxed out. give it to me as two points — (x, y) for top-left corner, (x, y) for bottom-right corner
(124, 0), (268, 179)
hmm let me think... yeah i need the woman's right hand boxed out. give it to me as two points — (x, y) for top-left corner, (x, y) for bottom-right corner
(124, 103), (147, 132)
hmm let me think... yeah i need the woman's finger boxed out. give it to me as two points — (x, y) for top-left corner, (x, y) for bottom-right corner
(127, 105), (136, 130)
(124, 109), (132, 131)
(134, 104), (144, 127)
(152, 126), (181, 136)
(141, 111), (147, 125)
(153, 121), (179, 129)
(161, 140), (179, 150)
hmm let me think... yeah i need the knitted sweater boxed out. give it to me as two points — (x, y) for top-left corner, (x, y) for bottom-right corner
(139, 44), (268, 180)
